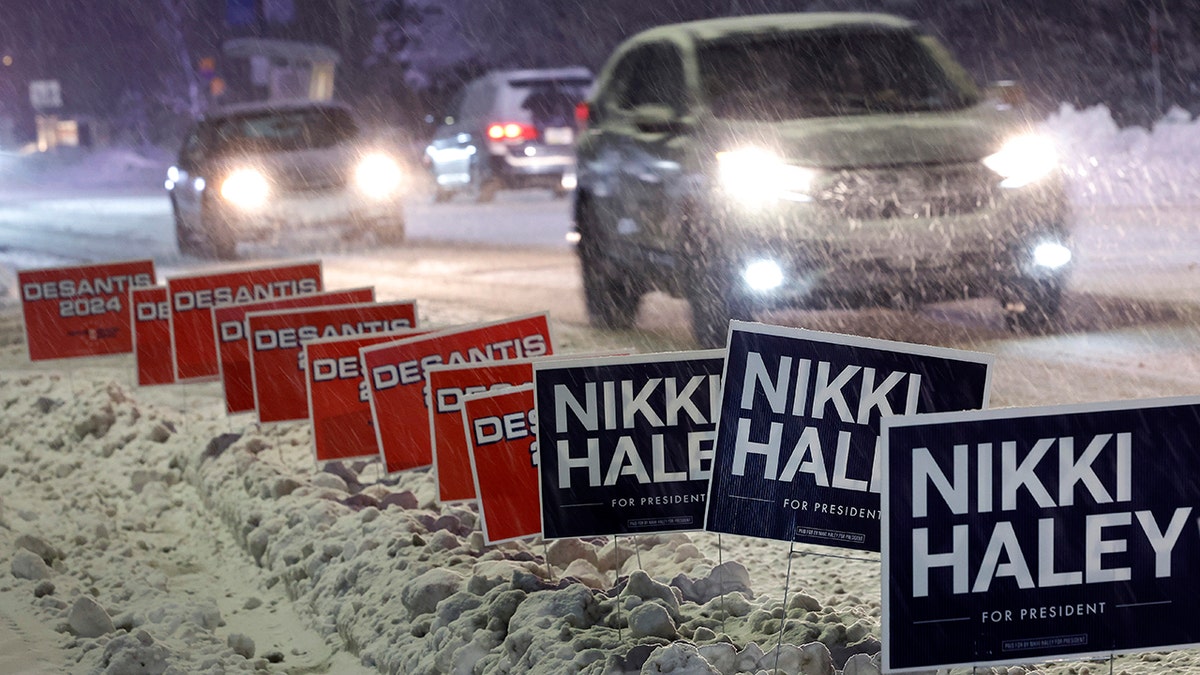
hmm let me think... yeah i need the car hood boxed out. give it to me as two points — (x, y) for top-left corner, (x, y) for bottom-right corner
(711, 105), (1021, 169)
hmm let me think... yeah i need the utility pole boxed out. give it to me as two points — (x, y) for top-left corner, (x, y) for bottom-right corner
(256, 0), (269, 38)
(1150, 6), (1163, 119)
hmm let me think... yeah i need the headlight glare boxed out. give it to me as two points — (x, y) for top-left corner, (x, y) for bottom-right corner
(356, 152), (403, 200)
(743, 259), (785, 291)
(717, 148), (816, 207)
(219, 168), (269, 209)
(1032, 241), (1072, 269)
(983, 134), (1058, 188)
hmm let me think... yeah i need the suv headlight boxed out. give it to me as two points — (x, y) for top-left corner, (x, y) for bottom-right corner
(219, 168), (270, 210)
(717, 148), (816, 207)
(356, 152), (403, 200)
(983, 134), (1058, 188)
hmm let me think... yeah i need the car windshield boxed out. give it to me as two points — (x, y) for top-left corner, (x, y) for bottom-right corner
(698, 29), (981, 121)
(204, 106), (359, 155)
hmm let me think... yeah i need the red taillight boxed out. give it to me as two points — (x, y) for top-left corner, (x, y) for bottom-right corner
(486, 122), (537, 142)
(575, 101), (590, 130)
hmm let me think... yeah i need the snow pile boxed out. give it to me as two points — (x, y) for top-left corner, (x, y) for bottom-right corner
(0, 351), (896, 674)
(190, 398), (883, 673)
(1045, 104), (1200, 207)
(0, 374), (252, 673)
(0, 145), (170, 192)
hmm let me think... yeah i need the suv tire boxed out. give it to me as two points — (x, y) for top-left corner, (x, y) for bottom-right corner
(469, 162), (498, 204)
(1004, 277), (1064, 333)
(176, 198), (237, 260)
(684, 214), (754, 348)
(688, 266), (751, 348)
(371, 216), (407, 246)
(577, 201), (642, 330)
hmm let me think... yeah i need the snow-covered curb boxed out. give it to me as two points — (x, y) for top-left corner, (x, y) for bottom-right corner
(2, 357), (900, 675)
(186, 398), (886, 674)
(1045, 104), (1200, 207)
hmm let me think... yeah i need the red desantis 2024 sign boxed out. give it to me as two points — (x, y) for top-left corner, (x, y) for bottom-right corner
(19, 259), (155, 361)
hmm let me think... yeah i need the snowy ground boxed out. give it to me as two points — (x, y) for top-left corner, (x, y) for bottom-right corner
(1, 105), (1199, 674)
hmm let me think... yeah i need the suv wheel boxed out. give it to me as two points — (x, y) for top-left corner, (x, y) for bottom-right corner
(176, 199), (237, 260)
(172, 198), (202, 257)
(685, 218), (753, 348)
(1002, 277), (1064, 333)
(468, 162), (498, 204)
(372, 215), (407, 246)
(578, 201), (642, 330)
(688, 273), (750, 349)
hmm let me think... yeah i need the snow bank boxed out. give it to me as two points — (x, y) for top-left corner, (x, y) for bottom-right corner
(1045, 104), (1200, 207)
(0, 145), (171, 192)
(0, 357), (895, 674)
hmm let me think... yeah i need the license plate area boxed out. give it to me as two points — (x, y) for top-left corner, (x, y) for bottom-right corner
(543, 127), (574, 145)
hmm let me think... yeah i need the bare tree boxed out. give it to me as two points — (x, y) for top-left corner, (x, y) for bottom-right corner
(157, 0), (206, 120)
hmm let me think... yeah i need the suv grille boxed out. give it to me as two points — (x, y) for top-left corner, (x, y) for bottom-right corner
(817, 164), (995, 221)
(275, 165), (348, 194)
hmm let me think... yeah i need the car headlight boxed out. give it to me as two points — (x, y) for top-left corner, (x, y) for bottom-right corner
(717, 148), (816, 207)
(1032, 240), (1072, 269)
(219, 168), (270, 210)
(982, 134), (1058, 188)
(356, 152), (403, 200)
(742, 259), (785, 291)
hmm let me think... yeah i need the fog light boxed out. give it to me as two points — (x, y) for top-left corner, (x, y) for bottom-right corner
(743, 259), (784, 291)
(561, 173), (577, 190)
(1032, 241), (1072, 269)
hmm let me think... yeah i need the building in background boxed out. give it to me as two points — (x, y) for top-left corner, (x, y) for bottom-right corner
(222, 38), (339, 104)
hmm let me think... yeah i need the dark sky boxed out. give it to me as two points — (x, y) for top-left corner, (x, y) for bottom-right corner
(2, 1), (170, 114)
(2, 0), (1198, 134)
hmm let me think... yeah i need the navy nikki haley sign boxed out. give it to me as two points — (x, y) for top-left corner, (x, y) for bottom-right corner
(534, 351), (724, 539)
(705, 322), (992, 552)
(882, 397), (1200, 672)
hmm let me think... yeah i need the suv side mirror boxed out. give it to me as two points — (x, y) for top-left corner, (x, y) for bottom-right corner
(632, 104), (687, 134)
(986, 80), (1027, 110)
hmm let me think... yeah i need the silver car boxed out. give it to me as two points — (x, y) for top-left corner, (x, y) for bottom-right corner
(167, 100), (407, 259)
(425, 67), (593, 202)
(574, 13), (1073, 347)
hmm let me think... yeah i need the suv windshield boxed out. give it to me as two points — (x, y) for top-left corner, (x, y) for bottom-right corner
(698, 29), (981, 121)
(204, 106), (359, 155)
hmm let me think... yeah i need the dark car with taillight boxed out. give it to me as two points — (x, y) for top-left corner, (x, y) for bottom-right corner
(166, 99), (407, 259)
(425, 67), (593, 202)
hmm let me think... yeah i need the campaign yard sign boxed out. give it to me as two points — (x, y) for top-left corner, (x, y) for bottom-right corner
(167, 261), (322, 381)
(131, 286), (174, 386)
(19, 259), (155, 361)
(248, 301), (417, 423)
(464, 385), (541, 545)
(705, 321), (992, 552)
(362, 313), (554, 474)
(214, 287), (375, 414)
(882, 396), (1200, 672)
(535, 351), (725, 539)
(305, 329), (428, 464)
(427, 359), (540, 503)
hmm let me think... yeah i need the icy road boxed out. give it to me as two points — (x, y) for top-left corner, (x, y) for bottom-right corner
(1, 183), (1199, 409)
